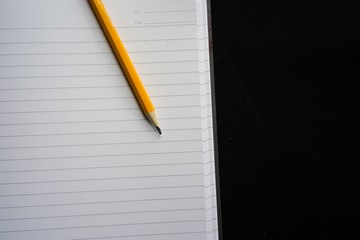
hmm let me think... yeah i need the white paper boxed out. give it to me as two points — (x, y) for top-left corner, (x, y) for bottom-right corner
(0, 0), (218, 239)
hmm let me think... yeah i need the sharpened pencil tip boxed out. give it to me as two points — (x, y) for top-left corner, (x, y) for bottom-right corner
(156, 127), (162, 135)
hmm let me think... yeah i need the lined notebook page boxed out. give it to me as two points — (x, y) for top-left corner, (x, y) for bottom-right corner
(0, 0), (218, 239)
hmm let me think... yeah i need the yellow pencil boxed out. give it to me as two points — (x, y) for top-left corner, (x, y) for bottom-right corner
(89, 0), (161, 134)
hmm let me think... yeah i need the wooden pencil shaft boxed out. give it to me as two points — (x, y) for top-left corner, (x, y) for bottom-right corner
(89, 0), (155, 114)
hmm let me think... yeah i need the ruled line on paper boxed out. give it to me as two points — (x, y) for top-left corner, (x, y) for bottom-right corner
(144, 21), (196, 25)
(116, 23), (197, 28)
(206, 217), (218, 223)
(71, 231), (206, 240)
(0, 127), (202, 138)
(0, 139), (202, 150)
(0, 48), (198, 56)
(144, 9), (196, 14)
(0, 52), (115, 56)
(0, 107), (199, 117)
(0, 23), (197, 30)
(0, 37), (198, 44)
(0, 115), (202, 127)
(202, 138), (214, 143)
(203, 158), (215, 167)
(0, 162), (203, 174)
(0, 185), (204, 198)
(0, 149), (202, 162)
(1, 152), (203, 163)
(0, 71), (199, 79)
(0, 103), (198, 114)
(0, 219), (206, 234)
(0, 60), (199, 68)
(3, 47), (197, 54)
(0, 116), (201, 127)
(70, 231), (206, 240)
(0, 207), (206, 222)
(203, 184), (217, 190)
(0, 196), (204, 210)
(0, 82), (199, 91)
(205, 194), (216, 202)
(0, 98), (199, 105)
(0, 173), (204, 186)
(203, 158), (215, 165)
(0, 41), (106, 45)
(203, 171), (216, 178)
(0, 27), (101, 30)
(0, 74), (123, 79)
(0, 82), (200, 91)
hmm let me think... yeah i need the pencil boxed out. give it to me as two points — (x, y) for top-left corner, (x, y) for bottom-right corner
(89, 0), (161, 135)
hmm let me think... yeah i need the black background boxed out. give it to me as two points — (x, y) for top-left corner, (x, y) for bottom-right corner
(211, 0), (360, 239)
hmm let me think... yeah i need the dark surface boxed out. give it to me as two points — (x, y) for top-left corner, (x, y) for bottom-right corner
(210, 0), (360, 239)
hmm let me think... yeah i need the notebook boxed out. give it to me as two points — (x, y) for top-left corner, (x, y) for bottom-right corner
(0, 0), (220, 239)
